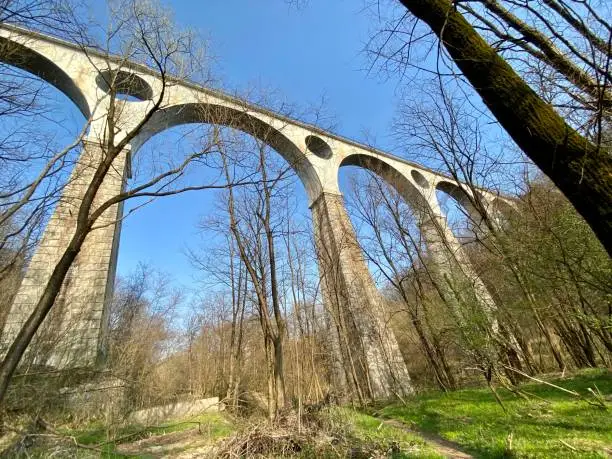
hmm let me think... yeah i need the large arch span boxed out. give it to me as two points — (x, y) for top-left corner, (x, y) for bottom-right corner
(130, 102), (323, 200)
(0, 34), (91, 118)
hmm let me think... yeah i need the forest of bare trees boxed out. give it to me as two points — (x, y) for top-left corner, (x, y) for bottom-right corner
(0, 0), (609, 456)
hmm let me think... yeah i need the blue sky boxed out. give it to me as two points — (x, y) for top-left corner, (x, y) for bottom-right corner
(115, 1), (409, 290)
(172, 0), (399, 143)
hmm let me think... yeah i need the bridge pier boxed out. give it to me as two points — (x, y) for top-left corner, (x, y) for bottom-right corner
(1, 140), (126, 369)
(413, 194), (528, 368)
(418, 204), (498, 323)
(311, 191), (413, 400)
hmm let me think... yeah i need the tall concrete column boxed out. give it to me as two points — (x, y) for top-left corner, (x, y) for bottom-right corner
(311, 191), (412, 400)
(420, 197), (534, 373)
(418, 205), (498, 319)
(1, 139), (126, 369)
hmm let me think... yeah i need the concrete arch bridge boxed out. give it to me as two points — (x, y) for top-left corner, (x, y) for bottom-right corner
(0, 24), (509, 400)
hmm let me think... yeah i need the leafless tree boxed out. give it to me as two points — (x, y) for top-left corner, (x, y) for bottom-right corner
(347, 173), (458, 391)
(0, 0), (263, 404)
(368, 0), (612, 254)
(0, 0), (88, 285)
(106, 263), (181, 410)
(220, 133), (295, 421)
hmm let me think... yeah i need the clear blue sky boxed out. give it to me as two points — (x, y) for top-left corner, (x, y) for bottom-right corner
(115, 1), (408, 290)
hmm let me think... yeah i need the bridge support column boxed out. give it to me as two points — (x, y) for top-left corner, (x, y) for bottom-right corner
(414, 195), (521, 365)
(419, 207), (498, 321)
(311, 192), (412, 400)
(1, 140), (126, 369)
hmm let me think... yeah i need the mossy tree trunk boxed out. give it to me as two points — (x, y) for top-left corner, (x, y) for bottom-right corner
(398, 0), (612, 255)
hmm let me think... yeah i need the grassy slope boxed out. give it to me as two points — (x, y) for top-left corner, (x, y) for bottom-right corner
(375, 369), (611, 458)
(325, 408), (443, 458)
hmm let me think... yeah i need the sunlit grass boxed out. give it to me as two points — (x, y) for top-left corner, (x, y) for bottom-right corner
(62, 411), (233, 457)
(376, 369), (611, 458)
(317, 407), (443, 458)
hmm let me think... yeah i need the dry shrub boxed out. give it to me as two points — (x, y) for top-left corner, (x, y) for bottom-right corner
(214, 424), (304, 458)
(214, 407), (401, 458)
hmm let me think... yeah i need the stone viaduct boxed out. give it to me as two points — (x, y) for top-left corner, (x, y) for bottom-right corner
(0, 24), (509, 400)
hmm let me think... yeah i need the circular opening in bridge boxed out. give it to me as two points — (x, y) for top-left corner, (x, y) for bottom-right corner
(96, 70), (153, 101)
(411, 170), (429, 188)
(305, 135), (333, 159)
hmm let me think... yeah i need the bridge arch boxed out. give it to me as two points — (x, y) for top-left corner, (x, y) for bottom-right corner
(434, 180), (485, 234)
(339, 153), (434, 216)
(435, 180), (518, 234)
(0, 35), (90, 118)
(131, 102), (323, 200)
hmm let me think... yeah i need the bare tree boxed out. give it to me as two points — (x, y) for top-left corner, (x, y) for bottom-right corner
(0, 0), (88, 285)
(187, 224), (249, 408)
(187, 123), (326, 413)
(390, 84), (611, 374)
(221, 135), (295, 421)
(0, 0), (261, 404)
(347, 173), (457, 391)
(107, 263), (181, 411)
(370, 0), (612, 254)
(394, 89), (544, 373)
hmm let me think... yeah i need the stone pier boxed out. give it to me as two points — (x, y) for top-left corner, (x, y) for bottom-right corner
(0, 140), (126, 368)
(311, 192), (413, 400)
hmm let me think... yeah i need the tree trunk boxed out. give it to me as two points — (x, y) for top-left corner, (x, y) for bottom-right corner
(273, 336), (285, 412)
(397, 0), (612, 255)
(0, 234), (85, 402)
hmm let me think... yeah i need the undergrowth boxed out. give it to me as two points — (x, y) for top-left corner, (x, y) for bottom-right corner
(214, 407), (441, 458)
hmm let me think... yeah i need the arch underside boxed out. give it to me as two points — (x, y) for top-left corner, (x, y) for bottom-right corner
(0, 36), (90, 118)
(434, 181), (517, 229)
(0, 34), (323, 199)
(132, 102), (323, 199)
(340, 154), (431, 214)
(338, 154), (488, 257)
(435, 180), (483, 225)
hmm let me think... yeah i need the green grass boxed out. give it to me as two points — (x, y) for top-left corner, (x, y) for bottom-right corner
(374, 369), (611, 458)
(63, 412), (234, 457)
(19, 370), (611, 458)
(316, 407), (443, 458)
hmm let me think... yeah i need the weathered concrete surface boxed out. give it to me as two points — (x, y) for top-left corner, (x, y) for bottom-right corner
(128, 397), (222, 425)
(60, 376), (126, 420)
(312, 192), (413, 400)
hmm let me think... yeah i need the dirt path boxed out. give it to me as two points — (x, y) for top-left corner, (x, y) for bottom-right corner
(378, 418), (473, 459)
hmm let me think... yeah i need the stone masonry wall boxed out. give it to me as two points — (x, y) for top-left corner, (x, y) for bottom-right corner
(1, 140), (126, 368)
